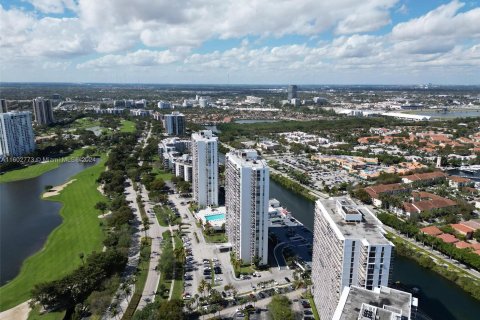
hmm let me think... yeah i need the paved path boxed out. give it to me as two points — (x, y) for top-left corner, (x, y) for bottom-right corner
(137, 181), (170, 308)
(103, 180), (143, 320)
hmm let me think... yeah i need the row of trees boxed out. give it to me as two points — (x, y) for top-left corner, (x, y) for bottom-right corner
(377, 212), (480, 271)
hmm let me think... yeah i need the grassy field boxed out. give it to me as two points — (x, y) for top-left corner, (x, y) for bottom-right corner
(0, 149), (84, 184)
(71, 117), (101, 130)
(0, 155), (107, 311)
(171, 234), (184, 300)
(120, 120), (136, 133)
(151, 167), (174, 181)
(27, 307), (65, 320)
(204, 232), (228, 243)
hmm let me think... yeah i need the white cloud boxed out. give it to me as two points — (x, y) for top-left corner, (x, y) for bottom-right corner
(392, 0), (480, 40)
(0, 0), (479, 83)
(77, 49), (181, 69)
(0, 5), (35, 48)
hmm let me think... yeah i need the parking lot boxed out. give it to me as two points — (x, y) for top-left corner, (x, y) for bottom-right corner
(167, 194), (298, 301)
(266, 153), (358, 189)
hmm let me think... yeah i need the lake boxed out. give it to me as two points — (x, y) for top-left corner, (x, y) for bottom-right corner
(0, 160), (98, 285)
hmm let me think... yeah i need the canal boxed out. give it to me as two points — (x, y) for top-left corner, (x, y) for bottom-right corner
(0, 160), (98, 285)
(269, 179), (480, 320)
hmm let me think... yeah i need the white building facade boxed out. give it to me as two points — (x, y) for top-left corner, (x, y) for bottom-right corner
(192, 130), (218, 207)
(225, 149), (269, 265)
(0, 112), (36, 157)
(312, 197), (393, 320)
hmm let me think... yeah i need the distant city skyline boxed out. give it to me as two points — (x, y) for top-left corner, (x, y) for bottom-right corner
(1, 0), (479, 84)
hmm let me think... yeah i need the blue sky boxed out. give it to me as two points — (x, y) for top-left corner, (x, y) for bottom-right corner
(0, 0), (479, 84)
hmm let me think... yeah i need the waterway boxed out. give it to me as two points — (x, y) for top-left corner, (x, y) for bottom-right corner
(269, 179), (480, 320)
(411, 110), (480, 119)
(0, 160), (98, 285)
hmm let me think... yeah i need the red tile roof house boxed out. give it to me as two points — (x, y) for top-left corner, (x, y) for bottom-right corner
(401, 171), (447, 185)
(420, 226), (443, 236)
(437, 233), (459, 244)
(451, 224), (475, 240)
(448, 176), (474, 189)
(364, 183), (411, 207)
(460, 220), (480, 231)
(402, 192), (457, 217)
(455, 241), (472, 249)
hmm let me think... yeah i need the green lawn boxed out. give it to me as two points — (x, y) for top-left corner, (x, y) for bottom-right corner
(27, 306), (65, 320)
(0, 149), (84, 183)
(120, 120), (136, 133)
(71, 117), (101, 130)
(204, 232), (228, 243)
(0, 155), (107, 311)
(151, 167), (174, 181)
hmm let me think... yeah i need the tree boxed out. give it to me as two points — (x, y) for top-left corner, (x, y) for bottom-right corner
(94, 201), (108, 213)
(198, 279), (207, 297)
(267, 295), (294, 320)
(353, 188), (372, 204)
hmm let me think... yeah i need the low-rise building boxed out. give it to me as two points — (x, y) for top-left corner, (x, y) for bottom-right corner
(364, 183), (411, 207)
(401, 171), (447, 185)
(402, 192), (457, 216)
(420, 226), (443, 236)
(448, 176), (474, 189)
(436, 233), (459, 244)
(451, 224), (475, 239)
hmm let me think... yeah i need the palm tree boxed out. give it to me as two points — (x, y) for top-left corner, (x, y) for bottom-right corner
(174, 246), (186, 263)
(205, 282), (212, 297)
(198, 279), (207, 297)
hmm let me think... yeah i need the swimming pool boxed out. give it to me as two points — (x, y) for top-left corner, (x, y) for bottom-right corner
(205, 213), (225, 222)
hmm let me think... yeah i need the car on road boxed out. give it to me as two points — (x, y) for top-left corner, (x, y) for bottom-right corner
(285, 277), (291, 283)
(301, 300), (311, 308)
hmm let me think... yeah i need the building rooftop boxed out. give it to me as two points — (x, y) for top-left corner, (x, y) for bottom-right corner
(364, 183), (409, 198)
(192, 130), (217, 141)
(436, 233), (459, 244)
(451, 223), (474, 234)
(316, 197), (391, 245)
(226, 149), (268, 169)
(420, 226), (443, 236)
(402, 171), (446, 182)
(334, 286), (414, 320)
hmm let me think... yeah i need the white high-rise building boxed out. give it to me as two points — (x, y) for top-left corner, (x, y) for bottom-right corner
(333, 286), (417, 320)
(192, 130), (218, 207)
(157, 101), (172, 109)
(312, 197), (393, 320)
(32, 97), (55, 126)
(225, 149), (269, 265)
(163, 112), (185, 136)
(0, 112), (36, 157)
